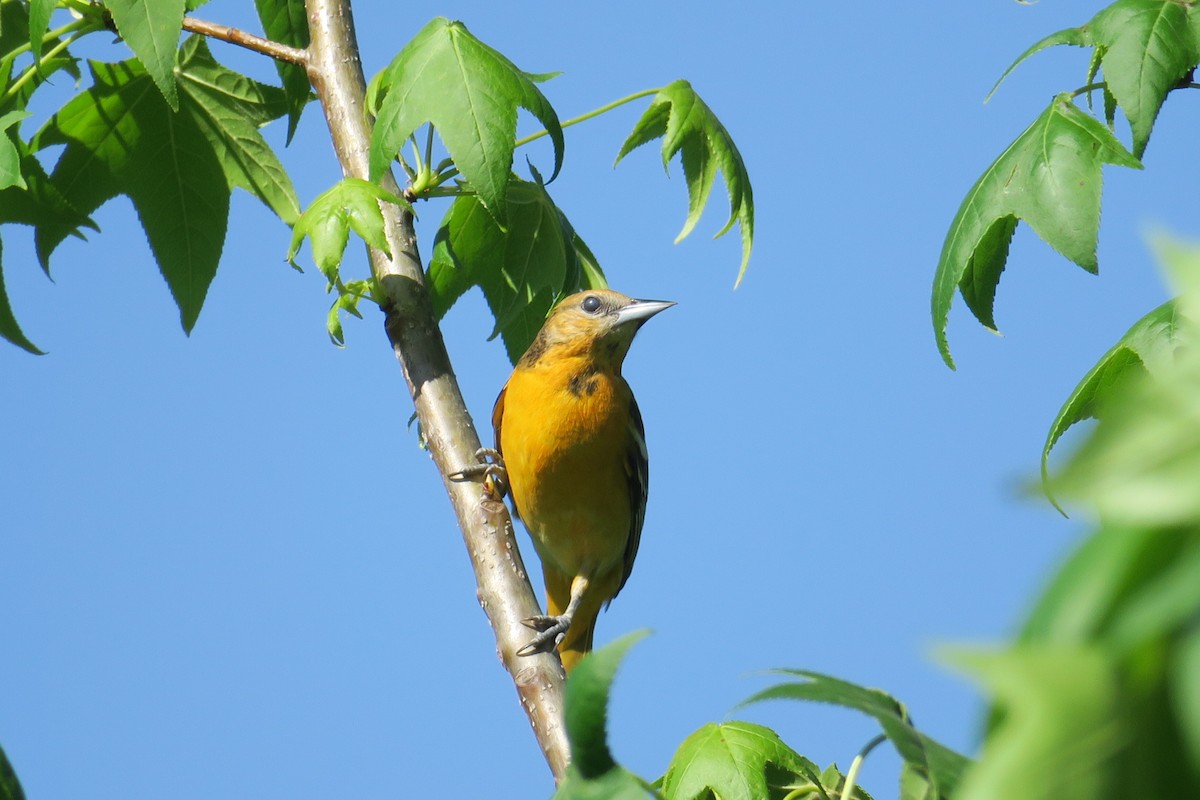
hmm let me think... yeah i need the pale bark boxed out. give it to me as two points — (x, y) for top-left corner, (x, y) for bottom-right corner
(300, 0), (571, 781)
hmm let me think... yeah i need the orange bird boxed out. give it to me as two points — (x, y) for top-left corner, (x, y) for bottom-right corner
(488, 289), (673, 673)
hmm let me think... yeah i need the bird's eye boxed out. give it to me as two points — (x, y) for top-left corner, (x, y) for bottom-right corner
(581, 295), (602, 314)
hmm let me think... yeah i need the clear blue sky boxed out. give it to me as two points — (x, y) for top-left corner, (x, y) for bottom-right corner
(2, 2), (1192, 797)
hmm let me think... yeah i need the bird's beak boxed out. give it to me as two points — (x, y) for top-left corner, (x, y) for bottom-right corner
(615, 299), (676, 327)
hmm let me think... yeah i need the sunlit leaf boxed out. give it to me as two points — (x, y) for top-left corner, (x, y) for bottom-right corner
(104, 0), (185, 109)
(946, 646), (1122, 800)
(660, 721), (821, 800)
(552, 632), (652, 800)
(553, 765), (651, 800)
(1090, 0), (1198, 158)
(742, 670), (968, 798)
(27, 0), (53, 61)
(326, 278), (375, 347)
(564, 630), (648, 778)
(34, 45), (294, 333)
(1041, 301), (1183, 509)
(932, 94), (1141, 368)
(35, 58), (226, 331)
(367, 17), (563, 226)
(986, 25), (1092, 102)
(176, 36), (300, 223)
(616, 80), (753, 285)
(0, 110), (29, 189)
(287, 177), (408, 284)
(427, 177), (597, 362)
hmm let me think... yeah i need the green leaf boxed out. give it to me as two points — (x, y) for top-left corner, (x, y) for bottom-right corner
(483, 179), (577, 341)
(0, 236), (43, 354)
(367, 17), (563, 226)
(1016, 525), (1187, 647)
(932, 94), (1142, 369)
(1090, 0), (1198, 159)
(1103, 536), (1200, 652)
(35, 58), (229, 331)
(1174, 626), (1200, 777)
(820, 763), (874, 800)
(553, 766), (653, 800)
(27, 0), (53, 60)
(616, 79), (754, 285)
(0, 740), (26, 800)
(660, 721), (822, 800)
(742, 670), (969, 798)
(176, 36), (300, 223)
(0, 0), (84, 117)
(253, 0), (310, 142)
(899, 762), (937, 800)
(104, 0), (185, 110)
(564, 630), (649, 779)
(1051, 237), (1200, 527)
(574, 230), (608, 291)
(0, 133), (97, 237)
(1041, 300), (1183, 508)
(0, 110), (29, 189)
(427, 177), (592, 362)
(325, 278), (374, 347)
(945, 646), (1122, 800)
(287, 177), (407, 284)
(427, 193), (497, 318)
(986, 25), (1092, 102)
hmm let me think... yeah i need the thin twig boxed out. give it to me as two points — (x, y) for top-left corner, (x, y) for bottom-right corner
(182, 16), (308, 66)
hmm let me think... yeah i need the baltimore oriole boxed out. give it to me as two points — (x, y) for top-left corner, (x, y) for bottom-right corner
(461, 289), (673, 673)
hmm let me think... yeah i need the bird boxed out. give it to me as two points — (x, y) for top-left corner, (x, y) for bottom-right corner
(479, 289), (673, 673)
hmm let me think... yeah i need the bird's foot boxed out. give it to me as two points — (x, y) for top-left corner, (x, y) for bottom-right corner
(448, 448), (509, 498)
(516, 614), (572, 657)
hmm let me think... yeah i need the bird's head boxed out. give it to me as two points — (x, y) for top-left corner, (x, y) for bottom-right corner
(519, 289), (675, 368)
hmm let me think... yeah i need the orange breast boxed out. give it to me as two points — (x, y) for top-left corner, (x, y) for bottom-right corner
(500, 359), (632, 578)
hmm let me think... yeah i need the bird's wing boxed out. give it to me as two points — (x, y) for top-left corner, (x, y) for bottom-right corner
(615, 394), (648, 597)
(491, 384), (519, 519)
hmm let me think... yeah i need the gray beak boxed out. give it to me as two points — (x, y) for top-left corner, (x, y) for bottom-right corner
(615, 299), (676, 326)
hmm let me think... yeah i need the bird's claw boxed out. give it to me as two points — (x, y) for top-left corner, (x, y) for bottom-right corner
(448, 448), (509, 498)
(516, 614), (571, 657)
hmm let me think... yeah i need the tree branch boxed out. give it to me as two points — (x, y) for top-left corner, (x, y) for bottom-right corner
(182, 16), (308, 65)
(303, 0), (570, 782)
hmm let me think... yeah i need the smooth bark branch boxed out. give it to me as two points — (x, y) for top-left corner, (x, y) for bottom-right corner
(303, 0), (570, 782)
(182, 16), (307, 65)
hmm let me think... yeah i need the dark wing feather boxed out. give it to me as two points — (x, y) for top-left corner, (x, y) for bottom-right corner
(615, 394), (648, 597)
(492, 385), (519, 519)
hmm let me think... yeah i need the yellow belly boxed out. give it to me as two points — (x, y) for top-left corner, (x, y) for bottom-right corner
(500, 364), (632, 578)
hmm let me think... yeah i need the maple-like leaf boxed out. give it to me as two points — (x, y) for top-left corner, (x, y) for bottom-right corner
(366, 17), (563, 227)
(0, 237), (43, 354)
(988, 1), (1199, 159)
(287, 177), (407, 284)
(660, 721), (822, 800)
(34, 40), (294, 332)
(932, 94), (1141, 369)
(253, 0), (310, 142)
(616, 79), (754, 285)
(105, 0), (186, 110)
(742, 670), (969, 799)
(428, 177), (606, 362)
(1041, 300), (1182, 509)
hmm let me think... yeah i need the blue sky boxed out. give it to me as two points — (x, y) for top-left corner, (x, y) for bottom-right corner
(2, 2), (1194, 797)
